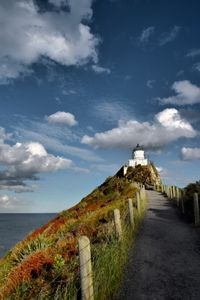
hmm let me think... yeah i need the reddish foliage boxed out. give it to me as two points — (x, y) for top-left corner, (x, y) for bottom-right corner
(27, 223), (49, 240)
(61, 237), (78, 260)
(72, 222), (97, 238)
(3, 251), (53, 296)
(45, 218), (67, 236)
(85, 203), (99, 212)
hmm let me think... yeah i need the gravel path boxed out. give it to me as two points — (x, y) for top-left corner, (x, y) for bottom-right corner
(116, 190), (200, 300)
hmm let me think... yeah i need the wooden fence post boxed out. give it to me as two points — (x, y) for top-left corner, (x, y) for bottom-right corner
(167, 186), (169, 198)
(194, 193), (200, 225)
(180, 190), (185, 214)
(136, 192), (141, 215)
(169, 186), (172, 199)
(176, 187), (180, 207)
(164, 185), (167, 195)
(139, 187), (145, 203)
(78, 236), (94, 300)
(171, 186), (174, 199)
(128, 198), (134, 228)
(114, 209), (122, 240)
(170, 186), (173, 199)
(171, 186), (175, 200)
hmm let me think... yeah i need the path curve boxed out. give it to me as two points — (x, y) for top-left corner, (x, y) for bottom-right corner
(116, 190), (200, 300)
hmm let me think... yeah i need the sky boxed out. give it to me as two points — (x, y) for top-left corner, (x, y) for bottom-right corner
(0, 0), (200, 212)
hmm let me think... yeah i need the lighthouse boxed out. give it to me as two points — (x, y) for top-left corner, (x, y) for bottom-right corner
(128, 144), (148, 167)
(123, 144), (148, 175)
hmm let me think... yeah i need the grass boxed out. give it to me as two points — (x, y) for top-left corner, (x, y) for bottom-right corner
(0, 169), (149, 299)
(92, 197), (146, 300)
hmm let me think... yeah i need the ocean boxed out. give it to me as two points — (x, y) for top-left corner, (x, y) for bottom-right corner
(0, 213), (56, 258)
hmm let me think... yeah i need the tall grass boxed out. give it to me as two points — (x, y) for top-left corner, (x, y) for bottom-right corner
(92, 200), (146, 300)
(0, 174), (147, 299)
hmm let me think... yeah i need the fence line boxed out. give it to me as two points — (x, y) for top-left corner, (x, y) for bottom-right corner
(77, 185), (146, 300)
(153, 183), (200, 227)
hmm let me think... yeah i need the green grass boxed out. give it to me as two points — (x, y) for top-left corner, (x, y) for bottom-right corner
(92, 225), (133, 300)
(92, 199), (146, 300)
(0, 170), (149, 299)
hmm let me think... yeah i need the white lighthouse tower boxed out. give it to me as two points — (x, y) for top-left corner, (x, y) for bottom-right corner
(123, 144), (148, 175)
(128, 144), (148, 167)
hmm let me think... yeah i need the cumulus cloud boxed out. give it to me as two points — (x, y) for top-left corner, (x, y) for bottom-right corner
(0, 128), (79, 192)
(159, 26), (180, 46)
(82, 108), (196, 150)
(0, 0), (99, 84)
(159, 80), (200, 105)
(139, 26), (155, 44)
(181, 147), (200, 160)
(46, 111), (78, 126)
(92, 65), (111, 74)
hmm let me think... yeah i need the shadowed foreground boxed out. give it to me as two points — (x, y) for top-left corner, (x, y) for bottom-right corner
(116, 190), (200, 300)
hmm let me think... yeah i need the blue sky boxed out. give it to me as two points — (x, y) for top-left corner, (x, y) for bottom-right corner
(0, 0), (200, 212)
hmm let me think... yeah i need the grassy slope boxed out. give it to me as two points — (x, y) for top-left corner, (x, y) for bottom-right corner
(0, 170), (149, 299)
(182, 181), (200, 221)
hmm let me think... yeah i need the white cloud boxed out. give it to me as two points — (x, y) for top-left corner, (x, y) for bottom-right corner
(0, 194), (21, 209)
(186, 48), (200, 58)
(46, 111), (78, 126)
(159, 80), (200, 105)
(159, 26), (180, 46)
(0, 0), (99, 84)
(92, 65), (111, 74)
(82, 108), (196, 150)
(0, 128), (83, 192)
(139, 26), (155, 44)
(0, 141), (72, 175)
(181, 147), (200, 160)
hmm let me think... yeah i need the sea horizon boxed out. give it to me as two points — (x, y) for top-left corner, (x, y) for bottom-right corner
(0, 213), (57, 257)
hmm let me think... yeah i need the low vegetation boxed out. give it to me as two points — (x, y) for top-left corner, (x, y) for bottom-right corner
(0, 168), (149, 299)
(183, 181), (200, 220)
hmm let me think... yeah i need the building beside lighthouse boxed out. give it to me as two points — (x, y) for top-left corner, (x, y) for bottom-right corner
(123, 144), (148, 175)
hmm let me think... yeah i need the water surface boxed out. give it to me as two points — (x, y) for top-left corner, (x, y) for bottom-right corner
(0, 213), (56, 257)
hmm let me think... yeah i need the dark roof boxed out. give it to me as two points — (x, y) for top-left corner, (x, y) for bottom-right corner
(133, 144), (144, 151)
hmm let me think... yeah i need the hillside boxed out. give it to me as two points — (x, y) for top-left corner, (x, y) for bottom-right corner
(0, 166), (154, 299)
(117, 162), (161, 186)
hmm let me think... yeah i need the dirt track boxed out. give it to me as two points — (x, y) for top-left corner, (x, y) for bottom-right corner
(116, 190), (200, 300)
